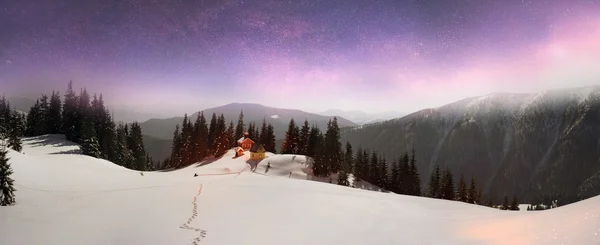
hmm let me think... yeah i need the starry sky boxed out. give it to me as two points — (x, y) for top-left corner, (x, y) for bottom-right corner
(2, 0), (600, 117)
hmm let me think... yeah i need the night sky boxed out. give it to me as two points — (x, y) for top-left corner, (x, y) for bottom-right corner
(2, 0), (600, 116)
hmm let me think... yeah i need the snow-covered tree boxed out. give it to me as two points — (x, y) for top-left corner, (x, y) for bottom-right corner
(0, 145), (16, 206)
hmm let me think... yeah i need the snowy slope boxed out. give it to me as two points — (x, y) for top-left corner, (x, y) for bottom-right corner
(1, 136), (600, 245)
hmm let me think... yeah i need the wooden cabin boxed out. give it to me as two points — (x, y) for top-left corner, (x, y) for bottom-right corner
(237, 132), (254, 150)
(250, 144), (266, 160)
(235, 147), (244, 157)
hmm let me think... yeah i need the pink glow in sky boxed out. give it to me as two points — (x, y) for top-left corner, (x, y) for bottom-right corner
(2, 1), (600, 116)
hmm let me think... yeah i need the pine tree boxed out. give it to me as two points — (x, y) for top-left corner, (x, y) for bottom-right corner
(487, 197), (493, 207)
(80, 118), (100, 158)
(343, 142), (354, 178)
(213, 114), (230, 157)
(323, 118), (342, 174)
(501, 196), (509, 210)
(390, 159), (399, 193)
(234, 110), (245, 141)
(258, 118), (268, 146)
(369, 151), (378, 185)
(281, 118), (300, 154)
(440, 168), (455, 200)
(510, 195), (519, 211)
(75, 88), (91, 143)
(48, 91), (62, 134)
(0, 146), (16, 206)
(264, 123), (276, 153)
(428, 165), (441, 198)
(298, 120), (310, 155)
(312, 131), (328, 177)
(354, 146), (364, 182)
(409, 149), (421, 196)
(378, 156), (389, 190)
(0, 96), (10, 137)
(116, 123), (133, 168)
(62, 81), (78, 141)
(38, 94), (49, 134)
(7, 111), (23, 152)
(306, 125), (320, 157)
(337, 148), (350, 187)
(207, 113), (218, 155)
(128, 122), (147, 170)
(399, 153), (409, 194)
(467, 176), (478, 204)
(193, 112), (209, 162)
(170, 125), (183, 168)
(457, 174), (468, 202)
(227, 121), (235, 149)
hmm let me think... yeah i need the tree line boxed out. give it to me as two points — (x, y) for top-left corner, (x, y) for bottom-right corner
(0, 96), (19, 206)
(21, 82), (154, 171)
(166, 110), (277, 169)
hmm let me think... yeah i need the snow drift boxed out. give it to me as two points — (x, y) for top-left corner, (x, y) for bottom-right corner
(1, 135), (599, 245)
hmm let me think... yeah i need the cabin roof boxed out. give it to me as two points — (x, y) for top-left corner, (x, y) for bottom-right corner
(238, 137), (254, 144)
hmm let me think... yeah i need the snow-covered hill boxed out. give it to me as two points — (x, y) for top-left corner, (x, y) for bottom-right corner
(1, 135), (599, 245)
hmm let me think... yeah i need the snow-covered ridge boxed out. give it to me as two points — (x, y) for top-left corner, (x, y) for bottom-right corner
(1, 135), (600, 245)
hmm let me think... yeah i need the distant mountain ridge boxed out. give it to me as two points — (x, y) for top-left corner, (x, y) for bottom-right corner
(141, 103), (357, 140)
(342, 85), (600, 204)
(140, 103), (358, 161)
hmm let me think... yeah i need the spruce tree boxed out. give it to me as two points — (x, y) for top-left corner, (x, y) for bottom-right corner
(48, 91), (62, 134)
(213, 114), (230, 157)
(0, 96), (10, 137)
(227, 121), (235, 149)
(428, 165), (441, 198)
(306, 125), (320, 157)
(194, 112), (209, 161)
(170, 125), (183, 168)
(354, 146), (364, 182)
(75, 88), (91, 143)
(207, 113), (218, 155)
(510, 195), (519, 211)
(258, 118), (268, 146)
(343, 142), (354, 178)
(116, 123), (133, 168)
(62, 81), (78, 141)
(457, 174), (468, 202)
(409, 149), (421, 196)
(467, 176), (478, 204)
(0, 146), (16, 206)
(7, 111), (23, 152)
(298, 120), (310, 155)
(281, 118), (300, 154)
(263, 123), (276, 153)
(378, 156), (389, 190)
(128, 122), (147, 170)
(501, 196), (509, 210)
(312, 131), (328, 177)
(80, 119), (100, 158)
(38, 94), (49, 135)
(440, 168), (455, 200)
(399, 153), (409, 194)
(369, 151), (378, 185)
(390, 159), (399, 193)
(234, 110), (245, 141)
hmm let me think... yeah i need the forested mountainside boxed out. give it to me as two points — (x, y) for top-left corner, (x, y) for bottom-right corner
(342, 86), (600, 204)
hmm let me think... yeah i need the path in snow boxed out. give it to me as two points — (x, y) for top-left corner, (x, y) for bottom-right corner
(180, 184), (207, 245)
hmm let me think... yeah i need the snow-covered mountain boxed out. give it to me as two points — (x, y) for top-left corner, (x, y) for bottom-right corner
(2, 135), (600, 245)
(320, 109), (404, 125)
(342, 85), (600, 204)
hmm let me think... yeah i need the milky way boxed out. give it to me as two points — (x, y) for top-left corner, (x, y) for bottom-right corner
(1, 0), (600, 114)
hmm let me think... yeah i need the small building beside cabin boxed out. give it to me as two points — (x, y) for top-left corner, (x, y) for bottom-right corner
(235, 147), (244, 157)
(250, 144), (266, 160)
(238, 132), (254, 150)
